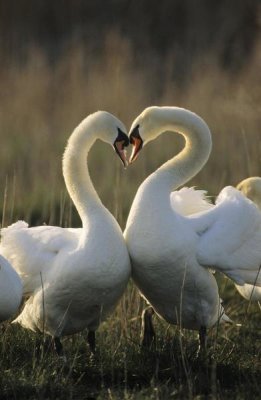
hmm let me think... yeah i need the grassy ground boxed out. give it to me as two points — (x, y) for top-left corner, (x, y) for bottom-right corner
(0, 283), (260, 399)
(0, 34), (260, 399)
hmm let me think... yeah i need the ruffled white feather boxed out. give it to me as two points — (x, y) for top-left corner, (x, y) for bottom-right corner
(170, 187), (213, 215)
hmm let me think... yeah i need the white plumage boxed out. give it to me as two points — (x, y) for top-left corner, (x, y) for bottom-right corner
(0, 254), (22, 322)
(170, 186), (213, 215)
(124, 107), (261, 342)
(171, 182), (261, 303)
(234, 177), (261, 302)
(0, 111), (131, 347)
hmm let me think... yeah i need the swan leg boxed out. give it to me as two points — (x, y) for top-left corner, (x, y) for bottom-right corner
(141, 306), (156, 349)
(87, 330), (96, 354)
(35, 335), (52, 359)
(53, 337), (64, 356)
(43, 335), (53, 352)
(198, 326), (207, 355)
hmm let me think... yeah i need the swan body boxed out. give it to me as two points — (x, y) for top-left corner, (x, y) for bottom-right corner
(235, 177), (261, 301)
(125, 106), (261, 334)
(0, 111), (131, 339)
(0, 254), (22, 322)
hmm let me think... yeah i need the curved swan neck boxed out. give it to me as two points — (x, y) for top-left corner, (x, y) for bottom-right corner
(62, 117), (103, 228)
(147, 108), (212, 192)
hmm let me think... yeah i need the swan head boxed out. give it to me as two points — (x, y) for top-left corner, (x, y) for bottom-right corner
(128, 107), (164, 163)
(89, 111), (129, 168)
(236, 177), (261, 210)
(113, 128), (129, 168)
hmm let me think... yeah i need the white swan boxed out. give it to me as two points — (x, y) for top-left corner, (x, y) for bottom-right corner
(235, 177), (261, 302)
(0, 254), (22, 322)
(124, 106), (261, 349)
(0, 111), (131, 355)
(237, 177), (261, 210)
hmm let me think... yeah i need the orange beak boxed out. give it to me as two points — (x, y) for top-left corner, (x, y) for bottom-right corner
(129, 136), (143, 164)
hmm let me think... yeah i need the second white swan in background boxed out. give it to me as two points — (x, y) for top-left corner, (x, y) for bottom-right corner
(124, 106), (261, 349)
(237, 177), (261, 210)
(235, 177), (261, 302)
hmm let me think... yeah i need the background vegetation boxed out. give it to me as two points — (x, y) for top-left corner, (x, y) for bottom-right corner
(0, 1), (260, 398)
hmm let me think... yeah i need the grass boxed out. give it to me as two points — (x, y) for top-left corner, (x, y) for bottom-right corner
(0, 286), (260, 399)
(0, 33), (261, 398)
(0, 35), (260, 226)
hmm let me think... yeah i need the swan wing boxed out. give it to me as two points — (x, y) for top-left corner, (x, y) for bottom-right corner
(188, 187), (261, 285)
(170, 187), (213, 216)
(0, 221), (81, 294)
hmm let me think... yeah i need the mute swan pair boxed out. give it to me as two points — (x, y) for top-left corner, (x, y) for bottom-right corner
(124, 106), (261, 350)
(0, 111), (131, 355)
(0, 254), (22, 322)
(2, 107), (260, 356)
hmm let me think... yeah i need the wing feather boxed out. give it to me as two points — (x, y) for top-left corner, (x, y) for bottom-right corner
(187, 187), (261, 285)
(170, 187), (213, 216)
(0, 221), (81, 294)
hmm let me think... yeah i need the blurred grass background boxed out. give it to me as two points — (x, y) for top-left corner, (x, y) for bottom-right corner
(0, 2), (260, 398)
(0, 0), (260, 229)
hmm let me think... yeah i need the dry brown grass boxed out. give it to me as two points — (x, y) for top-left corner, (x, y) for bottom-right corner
(0, 33), (260, 229)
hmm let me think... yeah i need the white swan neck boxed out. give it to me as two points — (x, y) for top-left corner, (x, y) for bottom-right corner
(148, 108), (212, 192)
(62, 119), (104, 227)
(125, 108), (212, 235)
